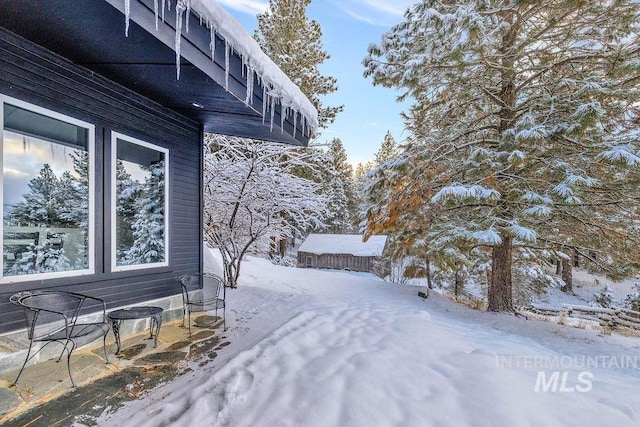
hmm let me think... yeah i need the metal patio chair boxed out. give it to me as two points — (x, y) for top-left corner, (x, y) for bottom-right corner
(9, 290), (110, 388)
(179, 273), (226, 336)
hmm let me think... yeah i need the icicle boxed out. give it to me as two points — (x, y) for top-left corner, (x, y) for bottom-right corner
(154, 0), (158, 31)
(270, 96), (276, 132)
(209, 28), (216, 61)
(224, 41), (230, 90)
(162, 0), (166, 22)
(281, 106), (286, 134)
(185, 1), (191, 33)
(124, 0), (130, 36)
(262, 86), (267, 124)
(175, 2), (184, 79)
(245, 69), (254, 105)
(293, 110), (298, 138)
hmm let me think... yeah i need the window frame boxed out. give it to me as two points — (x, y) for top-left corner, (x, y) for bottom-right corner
(0, 94), (96, 283)
(110, 132), (170, 272)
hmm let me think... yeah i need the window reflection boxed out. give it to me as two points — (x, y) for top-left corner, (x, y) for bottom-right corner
(2, 103), (91, 277)
(114, 136), (167, 267)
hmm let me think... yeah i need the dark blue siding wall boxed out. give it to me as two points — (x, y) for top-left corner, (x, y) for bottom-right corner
(0, 27), (203, 333)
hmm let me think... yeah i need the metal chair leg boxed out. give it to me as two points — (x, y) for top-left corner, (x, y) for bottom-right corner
(66, 340), (77, 388)
(102, 334), (110, 364)
(11, 340), (34, 387)
(187, 308), (192, 337)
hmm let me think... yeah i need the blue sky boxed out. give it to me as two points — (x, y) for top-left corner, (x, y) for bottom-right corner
(218, 0), (415, 167)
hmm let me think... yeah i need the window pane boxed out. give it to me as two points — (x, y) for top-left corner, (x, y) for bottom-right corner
(115, 137), (166, 267)
(3, 104), (91, 277)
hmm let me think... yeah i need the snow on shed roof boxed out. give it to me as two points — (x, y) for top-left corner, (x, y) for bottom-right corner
(298, 234), (388, 257)
(131, 0), (318, 132)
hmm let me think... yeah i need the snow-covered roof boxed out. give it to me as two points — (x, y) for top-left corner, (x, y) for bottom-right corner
(133, 0), (318, 132)
(298, 234), (388, 257)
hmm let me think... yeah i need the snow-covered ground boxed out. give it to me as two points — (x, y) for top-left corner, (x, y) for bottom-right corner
(532, 269), (637, 308)
(97, 252), (640, 427)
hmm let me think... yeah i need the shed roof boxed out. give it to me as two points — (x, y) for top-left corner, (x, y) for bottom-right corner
(298, 234), (388, 257)
(0, 0), (315, 145)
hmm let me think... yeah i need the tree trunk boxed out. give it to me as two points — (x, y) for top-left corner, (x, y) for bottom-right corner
(488, 235), (513, 312)
(561, 248), (573, 293)
(425, 256), (433, 289)
(268, 236), (276, 259)
(454, 270), (462, 297)
(279, 237), (287, 257)
(555, 259), (561, 275)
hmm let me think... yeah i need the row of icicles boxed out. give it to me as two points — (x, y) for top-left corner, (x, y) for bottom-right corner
(122, 0), (314, 139)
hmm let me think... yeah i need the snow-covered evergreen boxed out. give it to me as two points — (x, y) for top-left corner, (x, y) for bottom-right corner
(374, 131), (399, 166)
(592, 284), (616, 309)
(254, 0), (343, 128)
(122, 161), (166, 265)
(322, 138), (355, 233)
(363, 0), (640, 311)
(624, 283), (640, 311)
(5, 150), (90, 275)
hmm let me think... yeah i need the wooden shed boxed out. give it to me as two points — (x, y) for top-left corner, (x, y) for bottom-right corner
(297, 234), (388, 275)
(0, 0), (316, 335)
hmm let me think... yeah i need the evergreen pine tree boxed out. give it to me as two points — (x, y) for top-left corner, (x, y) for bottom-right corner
(255, 0), (343, 128)
(324, 172), (351, 233)
(123, 161), (165, 265)
(374, 131), (399, 166)
(9, 164), (61, 226)
(325, 138), (356, 232)
(68, 150), (90, 268)
(115, 160), (142, 261)
(364, 0), (640, 311)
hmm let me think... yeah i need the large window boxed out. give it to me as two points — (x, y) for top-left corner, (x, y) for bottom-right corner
(112, 133), (168, 271)
(1, 96), (94, 281)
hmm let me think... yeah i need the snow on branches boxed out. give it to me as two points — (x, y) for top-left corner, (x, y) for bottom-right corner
(203, 134), (327, 288)
(363, 0), (640, 311)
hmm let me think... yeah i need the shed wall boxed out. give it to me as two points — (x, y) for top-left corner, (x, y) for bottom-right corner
(297, 252), (376, 273)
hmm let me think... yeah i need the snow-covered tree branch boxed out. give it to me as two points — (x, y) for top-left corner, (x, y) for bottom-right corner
(204, 134), (328, 288)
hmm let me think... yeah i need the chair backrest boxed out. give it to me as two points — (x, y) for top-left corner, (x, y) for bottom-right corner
(179, 273), (225, 302)
(10, 291), (85, 340)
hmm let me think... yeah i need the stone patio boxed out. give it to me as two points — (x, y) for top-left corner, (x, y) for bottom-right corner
(0, 315), (228, 426)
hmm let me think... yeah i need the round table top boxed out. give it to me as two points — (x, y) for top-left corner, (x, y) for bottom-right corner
(108, 306), (163, 320)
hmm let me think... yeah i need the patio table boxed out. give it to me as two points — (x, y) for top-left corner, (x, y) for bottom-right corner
(108, 306), (163, 354)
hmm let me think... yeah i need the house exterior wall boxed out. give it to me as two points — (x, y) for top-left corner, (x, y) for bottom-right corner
(0, 27), (202, 334)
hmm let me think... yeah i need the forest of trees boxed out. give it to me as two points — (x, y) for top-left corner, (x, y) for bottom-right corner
(363, 0), (640, 311)
(203, 0), (640, 315)
(4, 152), (89, 275)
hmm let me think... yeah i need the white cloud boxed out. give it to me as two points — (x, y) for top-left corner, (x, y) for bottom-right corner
(338, 0), (416, 27)
(216, 0), (268, 15)
(359, 0), (413, 16)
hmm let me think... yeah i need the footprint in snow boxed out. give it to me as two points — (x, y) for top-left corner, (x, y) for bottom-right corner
(598, 397), (636, 420)
(470, 348), (498, 358)
(231, 370), (254, 394)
